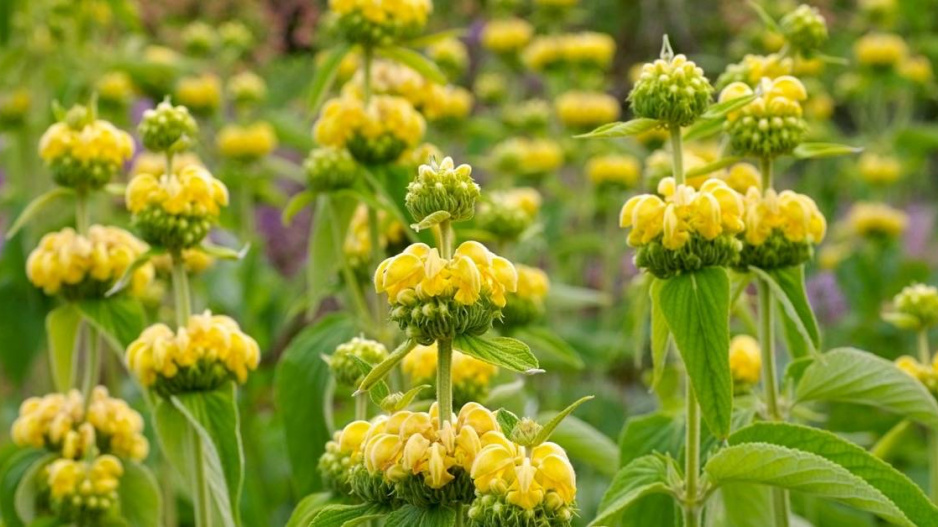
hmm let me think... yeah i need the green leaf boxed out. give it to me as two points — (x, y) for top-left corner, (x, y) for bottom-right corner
(589, 455), (674, 527)
(282, 190), (317, 226)
(347, 354), (390, 406)
(496, 408), (520, 436)
(284, 493), (333, 527)
(453, 335), (540, 374)
(118, 462), (162, 527)
(275, 314), (357, 495)
(658, 267), (733, 437)
(533, 396), (593, 445)
(750, 266), (819, 356)
(718, 422), (938, 527)
(383, 384), (431, 413)
(649, 278), (670, 390)
(106, 247), (164, 297)
(538, 415), (619, 478)
(384, 504), (456, 527)
(403, 28), (466, 48)
(355, 339), (418, 395)
(618, 412), (684, 468)
(410, 210), (451, 232)
(795, 348), (938, 430)
(104, 183), (127, 196)
(684, 156), (743, 180)
(708, 484), (774, 527)
(702, 94), (758, 119)
(682, 117), (724, 142)
(76, 298), (147, 352)
(200, 243), (250, 261)
(46, 304), (81, 391)
(308, 44), (352, 112)
(306, 194), (357, 316)
(5, 187), (74, 240)
(13, 454), (54, 524)
(574, 118), (660, 139)
(376, 46), (447, 84)
(309, 503), (389, 527)
(0, 448), (46, 527)
(512, 326), (584, 370)
(792, 142), (863, 159)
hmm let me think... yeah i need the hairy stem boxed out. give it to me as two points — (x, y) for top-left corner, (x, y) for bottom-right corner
(670, 124), (684, 185)
(918, 330), (938, 504)
(171, 252), (192, 328)
(439, 219), (453, 259)
(75, 191), (90, 234)
(761, 156), (774, 190)
(355, 392), (368, 421)
(80, 325), (100, 406)
(437, 338), (454, 428)
(758, 279), (790, 527)
(683, 381), (701, 527)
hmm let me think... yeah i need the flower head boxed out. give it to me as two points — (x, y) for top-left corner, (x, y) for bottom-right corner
(27, 226), (154, 299)
(780, 4), (828, 54)
(716, 54), (793, 90)
(844, 202), (908, 240)
(405, 156), (480, 223)
(524, 32), (615, 73)
(884, 284), (938, 331)
(492, 137), (564, 179)
(502, 264), (550, 327)
(96, 71), (136, 107)
(38, 110), (134, 190)
(421, 84), (474, 123)
(896, 356), (938, 394)
(320, 420), (374, 494)
(174, 73), (222, 116)
(126, 310), (260, 395)
(46, 455), (123, 521)
(585, 154), (641, 189)
(476, 188), (541, 242)
(428, 37), (469, 79)
(0, 88), (30, 128)
(227, 71), (268, 107)
(329, 337), (389, 387)
(329, 0), (432, 46)
(854, 33), (908, 68)
(629, 51), (713, 126)
(555, 91), (620, 130)
(216, 121), (278, 162)
(314, 95), (426, 164)
(729, 335), (762, 388)
(738, 186), (826, 269)
(138, 100), (198, 153)
(858, 152), (902, 185)
(720, 76), (808, 157)
(481, 18), (534, 55)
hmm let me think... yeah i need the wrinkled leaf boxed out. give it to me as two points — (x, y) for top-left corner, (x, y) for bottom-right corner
(589, 455), (674, 526)
(453, 334), (540, 374)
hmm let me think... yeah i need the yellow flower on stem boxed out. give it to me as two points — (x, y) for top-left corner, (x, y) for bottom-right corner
(729, 335), (762, 386)
(39, 114), (134, 190)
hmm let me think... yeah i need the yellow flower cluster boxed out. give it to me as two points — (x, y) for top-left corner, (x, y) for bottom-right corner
(314, 95), (425, 154)
(96, 71), (136, 105)
(126, 310), (260, 391)
(718, 54), (793, 88)
(741, 187), (826, 246)
(216, 122), (278, 161)
(329, 0), (432, 31)
(344, 204), (405, 269)
(729, 335), (761, 386)
(428, 37), (469, 77)
(854, 33), (908, 68)
(555, 91), (620, 129)
(47, 455), (123, 509)
(38, 118), (134, 188)
(151, 248), (216, 275)
(422, 84), (473, 122)
(319, 419), (373, 492)
(375, 241), (518, 308)
(845, 202), (908, 239)
(492, 137), (564, 178)
(481, 18), (534, 54)
(363, 402), (498, 491)
(403, 343), (498, 389)
(12, 387), (149, 461)
(0, 88), (30, 125)
(27, 226), (154, 298)
(175, 73), (222, 114)
(620, 177), (744, 250)
(722, 163), (761, 193)
(515, 265), (550, 304)
(719, 76), (808, 156)
(899, 56), (933, 84)
(342, 60), (427, 107)
(470, 431), (576, 511)
(523, 32), (616, 72)
(896, 356), (938, 394)
(585, 154), (641, 187)
(126, 165), (229, 218)
(858, 152), (902, 185)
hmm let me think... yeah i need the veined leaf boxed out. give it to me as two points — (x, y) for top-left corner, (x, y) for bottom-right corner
(284, 493), (333, 527)
(750, 266), (819, 356)
(793, 142), (863, 159)
(575, 118), (660, 139)
(46, 304), (81, 391)
(618, 412), (684, 468)
(658, 267), (733, 437)
(308, 44), (352, 113)
(384, 504), (456, 527)
(702, 93), (757, 119)
(309, 503), (390, 527)
(453, 334), (540, 374)
(795, 347), (938, 430)
(5, 187), (74, 239)
(282, 190), (317, 226)
(410, 210), (450, 232)
(496, 408), (520, 436)
(589, 455), (674, 527)
(376, 46), (447, 84)
(0, 448), (46, 527)
(533, 396), (593, 445)
(682, 117), (724, 141)
(119, 461), (162, 527)
(76, 297), (147, 352)
(512, 325), (584, 370)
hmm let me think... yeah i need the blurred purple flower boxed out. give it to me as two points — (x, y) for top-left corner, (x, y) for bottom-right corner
(256, 196), (310, 277)
(904, 202), (934, 260)
(807, 271), (847, 324)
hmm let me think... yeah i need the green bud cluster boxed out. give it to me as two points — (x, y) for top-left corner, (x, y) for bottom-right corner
(629, 53), (713, 127)
(468, 492), (575, 527)
(182, 22), (217, 56)
(138, 101), (198, 153)
(304, 146), (360, 192)
(329, 337), (389, 387)
(151, 359), (237, 397)
(502, 99), (551, 131)
(52, 491), (119, 524)
(347, 133), (409, 165)
(737, 230), (813, 270)
(476, 201), (535, 242)
(390, 294), (501, 346)
(500, 296), (544, 329)
(780, 5), (828, 55)
(405, 157), (481, 223)
(725, 109), (806, 158)
(394, 469), (475, 508)
(888, 284), (938, 330)
(50, 156), (122, 192)
(350, 465), (399, 505)
(635, 235), (742, 279)
(219, 22), (254, 55)
(318, 440), (355, 494)
(132, 206), (214, 251)
(475, 73), (508, 105)
(335, 12), (423, 48)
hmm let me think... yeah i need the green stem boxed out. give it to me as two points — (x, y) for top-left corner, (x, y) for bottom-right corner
(871, 419), (913, 460)
(75, 191), (90, 234)
(363, 47), (373, 103)
(758, 279), (790, 527)
(355, 393), (368, 421)
(761, 156), (774, 190)
(683, 380), (701, 527)
(327, 198), (374, 328)
(917, 330), (938, 504)
(439, 220), (453, 259)
(171, 252), (192, 328)
(80, 325), (100, 405)
(191, 425), (212, 527)
(669, 124), (684, 185)
(437, 338), (454, 428)
(918, 330), (931, 364)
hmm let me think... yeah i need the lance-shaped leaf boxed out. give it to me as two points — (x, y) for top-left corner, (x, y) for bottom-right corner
(106, 247), (165, 297)
(658, 267), (733, 437)
(377, 46), (447, 84)
(354, 339), (418, 395)
(496, 408), (520, 436)
(575, 118), (660, 139)
(403, 28), (466, 48)
(5, 187), (74, 239)
(533, 396), (593, 445)
(411, 210), (451, 232)
(684, 156), (743, 180)
(310, 503), (390, 527)
(682, 117), (724, 142)
(346, 354), (390, 406)
(77, 297), (147, 352)
(201, 242), (250, 261)
(381, 384), (430, 413)
(453, 334), (540, 374)
(750, 266), (820, 356)
(701, 93), (758, 119)
(384, 504), (457, 527)
(308, 43), (352, 112)
(795, 347), (938, 430)
(282, 190), (317, 226)
(793, 142), (863, 159)
(46, 304), (82, 391)
(13, 453), (55, 523)
(589, 455), (675, 527)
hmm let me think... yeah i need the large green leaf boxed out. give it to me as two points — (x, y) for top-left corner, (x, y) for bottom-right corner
(649, 278), (670, 389)
(45, 304), (81, 391)
(13, 453), (54, 523)
(453, 334), (540, 373)
(765, 266), (820, 353)
(305, 195), (357, 317)
(275, 314), (356, 495)
(795, 348), (938, 430)
(535, 415), (618, 478)
(708, 422), (938, 526)
(618, 412), (683, 468)
(308, 44), (352, 112)
(309, 502), (389, 527)
(575, 118), (660, 139)
(118, 461), (162, 527)
(589, 455), (674, 527)
(707, 483), (773, 527)
(512, 326), (584, 370)
(284, 493), (333, 527)
(384, 504), (456, 527)
(658, 267), (733, 437)
(0, 448), (45, 527)
(76, 298), (147, 353)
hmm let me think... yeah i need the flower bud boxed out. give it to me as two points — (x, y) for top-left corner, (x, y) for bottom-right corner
(857, 152), (902, 185)
(219, 21), (254, 55)
(629, 44), (713, 126)
(227, 71), (268, 107)
(885, 284), (938, 331)
(844, 202), (908, 240)
(329, 337), (389, 387)
(405, 156), (480, 223)
(96, 72), (136, 108)
(0, 88), (30, 129)
(780, 5), (828, 54)
(476, 188), (541, 242)
(474, 73), (508, 105)
(138, 100), (198, 153)
(174, 74), (221, 117)
(46, 455), (123, 522)
(720, 76), (808, 158)
(585, 154), (641, 190)
(481, 18), (534, 55)
(715, 54), (793, 90)
(182, 21), (217, 56)
(492, 137), (564, 179)
(38, 107), (134, 191)
(304, 146), (360, 192)
(329, 0), (432, 46)
(428, 37), (469, 80)
(216, 122), (278, 162)
(314, 95), (425, 165)
(555, 91), (620, 131)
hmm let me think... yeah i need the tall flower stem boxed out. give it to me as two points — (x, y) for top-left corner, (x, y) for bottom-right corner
(75, 191), (90, 234)
(439, 220), (453, 259)
(171, 252), (192, 328)
(917, 330), (938, 504)
(684, 382), (701, 527)
(437, 338), (454, 428)
(190, 424), (212, 527)
(355, 393), (368, 421)
(669, 124), (684, 186)
(758, 279), (790, 527)
(80, 325), (100, 405)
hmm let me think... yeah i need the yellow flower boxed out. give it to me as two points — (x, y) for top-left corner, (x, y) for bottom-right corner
(481, 18), (534, 54)
(845, 202), (908, 239)
(96, 71), (135, 105)
(620, 177), (744, 250)
(47, 454), (123, 513)
(314, 95), (425, 163)
(899, 56), (933, 84)
(555, 91), (620, 129)
(38, 117), (135, 189)
(174, 73), (222, 114)
(729, 335), (761, 385)
(329, 0), (432, 30)
(470, 431), (576, 510)
(0, 88), (30, 125)
(742, 187), (826, 246)
(858, 153), (902, 185)
(341, 60), (428, 108)
(126, 165), (229, 217)
(854, 33), (908, 68)
(26, 226), (154, 298)
(422, 85), (473, 122)
(126, 311), (260, 392)
(216, 121), (278, 161)
(492, 137), (564, 178)
(585, 154), (640, 187)
(227, 71), (268, 105)
(524, 32), (615, 72)
(719, 76), (808, 156)
(718, 54), (794, 88)
(515, 265), (549, 304)
(722, 163), (761, 193)
(428, 37), (468, 76)
(896, 356), (938, 393)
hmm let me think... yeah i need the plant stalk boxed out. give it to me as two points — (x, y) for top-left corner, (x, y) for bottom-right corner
(684, 381), (701, 527)
(191, 424), (212, 527)
(355, 392), (368, 421)
(758, 279), (790, 527)
(670, 124), (684, 185)
(171, 252), (192, 328)
(80, 325), (100, 405)
(439, 220), (453, 259)
(75, 191), (90, 234)
(917, 330), (938, 504)
(437, 338), (454, 428)
(761, 156), (774, 190)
